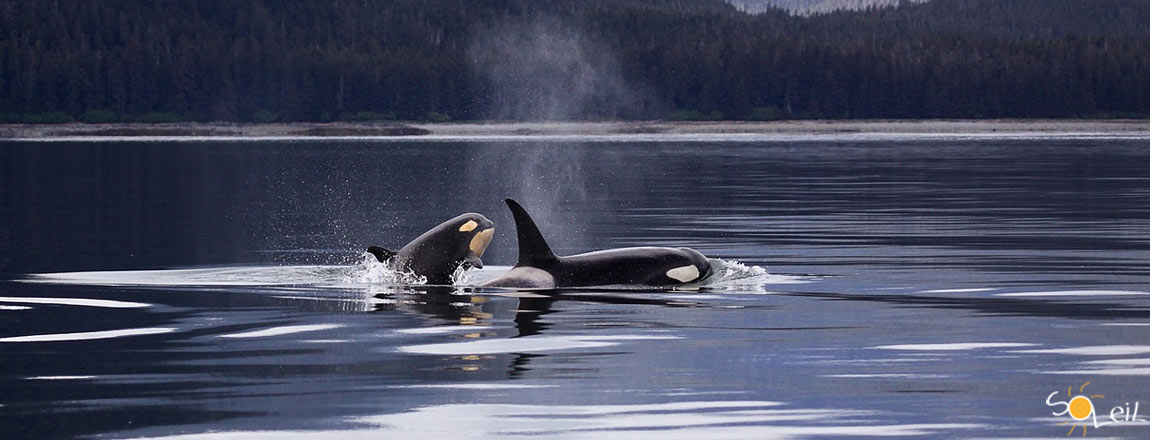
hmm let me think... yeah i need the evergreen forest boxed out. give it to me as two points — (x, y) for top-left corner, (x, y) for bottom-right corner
(2, 0), (1148, 122)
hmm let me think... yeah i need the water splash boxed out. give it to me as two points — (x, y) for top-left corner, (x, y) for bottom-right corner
(350, 252), (426, 285)
(450, 263), (477, 286)
(702, 258), (798, 292)
(22, 253), (422, 287)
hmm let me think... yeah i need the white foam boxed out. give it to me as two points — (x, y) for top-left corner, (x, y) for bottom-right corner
(219, 324), (343, 339)
(399, 334), (681, 355)
(995, 290), (1150, 297)
(450, 262), (480, 286)
(1016, 345), (1150, 356)
(1101, 323), (1150, 326)
(0, 327), (175, 343)
(0, 305), (32, 311)
(704, 259), (801, 290)
(356, 255), (427, 285)
(0, 296), (150, 308)
(876, 343), (1036, 351)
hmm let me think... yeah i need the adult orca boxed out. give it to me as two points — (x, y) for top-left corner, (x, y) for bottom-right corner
(367, 213), (494, 285)
(480, 199), (712, 288)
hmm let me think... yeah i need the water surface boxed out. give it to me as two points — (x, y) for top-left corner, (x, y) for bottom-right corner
(2, 136), (1150, 439)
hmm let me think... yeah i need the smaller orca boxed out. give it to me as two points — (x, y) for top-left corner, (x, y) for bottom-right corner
(367, 213), (494, 285)
(480, 199), (712, 289)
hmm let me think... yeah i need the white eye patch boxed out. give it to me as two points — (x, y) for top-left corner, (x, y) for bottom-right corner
(666, 265), (700, 283)
(458, 220), (478, 232)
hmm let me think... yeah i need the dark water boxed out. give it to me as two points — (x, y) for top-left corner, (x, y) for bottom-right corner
(3, 136), (1150, 439)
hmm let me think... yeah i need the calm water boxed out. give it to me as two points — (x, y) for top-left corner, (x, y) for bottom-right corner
(3, 136), (1150, 439)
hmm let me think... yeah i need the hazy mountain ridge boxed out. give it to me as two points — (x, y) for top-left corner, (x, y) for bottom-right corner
(726, 0), (929, 15)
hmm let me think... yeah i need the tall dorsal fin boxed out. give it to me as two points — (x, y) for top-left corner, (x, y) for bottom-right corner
(505, 198), (557, 266)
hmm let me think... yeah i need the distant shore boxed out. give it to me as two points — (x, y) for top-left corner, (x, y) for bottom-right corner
(2, 120), (1148, 139)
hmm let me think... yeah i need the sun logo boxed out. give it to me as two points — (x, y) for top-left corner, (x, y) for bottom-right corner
(1047, 382), (1105, 437)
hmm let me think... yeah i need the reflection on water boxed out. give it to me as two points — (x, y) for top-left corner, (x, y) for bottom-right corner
(399, 334), (683, 355)
(2, 138), (1150, 439)
(0, 296), (152, 308)
(0, 327), (176, 343)
(126, 400), (983, 440)
(218, 324), (346, 339)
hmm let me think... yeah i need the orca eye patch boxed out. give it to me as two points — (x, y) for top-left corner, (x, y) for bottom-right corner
(458, 220), (478, 232)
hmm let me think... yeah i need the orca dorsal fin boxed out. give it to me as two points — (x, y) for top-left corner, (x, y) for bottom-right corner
(366, 246), (396, 262)
(505, 198), (558, 266)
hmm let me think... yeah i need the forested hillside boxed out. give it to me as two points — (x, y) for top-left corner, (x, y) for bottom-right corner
(1, 0), (1147, 122)
(725, 0), (929, 15)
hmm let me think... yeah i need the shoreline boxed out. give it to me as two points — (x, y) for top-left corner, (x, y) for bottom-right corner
(1, 120), (1148, 140)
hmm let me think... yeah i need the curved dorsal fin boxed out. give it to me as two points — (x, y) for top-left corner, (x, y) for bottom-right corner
(505, 198), (558, 266)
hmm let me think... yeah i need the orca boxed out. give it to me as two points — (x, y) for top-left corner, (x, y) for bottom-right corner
(367, 213), (494, 285)
(480, 199), (712, 289)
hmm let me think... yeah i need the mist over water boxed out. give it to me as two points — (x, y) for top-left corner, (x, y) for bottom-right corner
(464, 142), (612, 255)
(467, 17), (653, 121)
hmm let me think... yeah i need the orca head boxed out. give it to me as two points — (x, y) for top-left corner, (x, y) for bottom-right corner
(368, 212), (494, 285)
(453, 213), (495, 269)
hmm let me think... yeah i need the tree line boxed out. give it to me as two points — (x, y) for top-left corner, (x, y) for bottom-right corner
(1, 0), (1147, 123)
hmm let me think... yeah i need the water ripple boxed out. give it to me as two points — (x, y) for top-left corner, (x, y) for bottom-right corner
(117, 401), (984, 439)
(0, 296), (151, 308)
(0, 327), (175, 343)
(398, 334), (682, 356)
(219, 324), (344, 339)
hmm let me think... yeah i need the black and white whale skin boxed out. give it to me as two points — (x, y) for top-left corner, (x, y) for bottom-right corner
(367, 213), (494, 285)
(480, 199), (712, 289)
